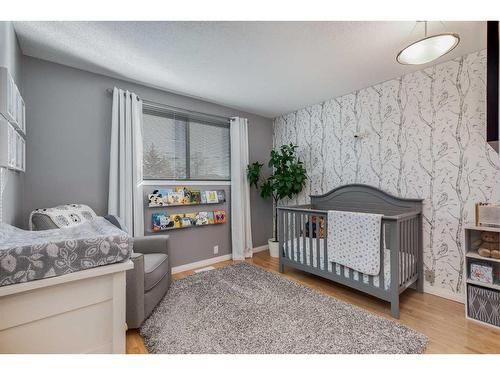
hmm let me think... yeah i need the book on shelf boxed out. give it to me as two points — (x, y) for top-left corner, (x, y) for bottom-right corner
(214, 210), (226, 224)
(195, 211), (210, 225)
(166, 191), (184, 205)
(205, 191), (219, 204)
(217, 190), (225, 202)
(190, 191), (202, 204)
(152, 212), (175, 232)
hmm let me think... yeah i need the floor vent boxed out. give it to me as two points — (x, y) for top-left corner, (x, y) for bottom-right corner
(193, 266), (216, 273)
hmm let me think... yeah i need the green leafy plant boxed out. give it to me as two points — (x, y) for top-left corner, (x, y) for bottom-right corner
(247, 144), (307, 242)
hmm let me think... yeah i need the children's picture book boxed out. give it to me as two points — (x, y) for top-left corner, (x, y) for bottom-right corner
(205, 191), (219, 204)
(216, 190), (225, 203)
(195, 211), (210, 226)
(190, 190), (201, 204)
(207, 211), (215, 224)
(172, 214), (183, 228)
(167, 191), (184, 205)
(148, 190), (164, 207)
(176, 187), (192, 204)
(159, 188), (173, 205)
(214, 210), (226, 224)
(152, 212), (174, 232)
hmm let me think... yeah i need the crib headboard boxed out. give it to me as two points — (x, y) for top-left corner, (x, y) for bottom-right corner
(310, 184), (422, 217)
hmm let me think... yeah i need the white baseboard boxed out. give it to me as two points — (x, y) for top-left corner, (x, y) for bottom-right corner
(424, 284), (465, 304)
(252, 244), (269, 253)
(172, 254), (232, 274)
(172, 245), (269, 274)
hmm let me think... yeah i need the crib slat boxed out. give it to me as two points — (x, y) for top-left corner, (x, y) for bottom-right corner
(309, 215), (313, 267)
(410, 217), (413, 277)
(296, 213), (301, 263)
(407, 220), (411, 283)
(407, 219), (411, 281)
(403, 221), (406, 286)
(279, 209), (284, 259)
(379, 224), (385, 290)
(397, 223), (404, 286)
(402, 220), (408, 284)
(323, 214), (328, 271)
(316, 217), (320, 269)
(302, 214), (307, 264)
(414, 217), (417, 276)
(291, 212), (296, 262)
(285, 211), (289, 260)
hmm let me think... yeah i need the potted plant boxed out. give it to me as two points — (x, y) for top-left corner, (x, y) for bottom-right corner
(247, 144), (307, 258)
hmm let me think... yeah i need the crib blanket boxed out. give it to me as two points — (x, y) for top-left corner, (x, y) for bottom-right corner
(327, 210), (382, 276)
(0, 217), (132, 286)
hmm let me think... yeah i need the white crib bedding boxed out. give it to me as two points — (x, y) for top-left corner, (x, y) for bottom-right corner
(284, 237), (415, 290)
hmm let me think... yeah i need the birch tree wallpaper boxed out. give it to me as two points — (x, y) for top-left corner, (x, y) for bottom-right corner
(273, 50), (500, 300)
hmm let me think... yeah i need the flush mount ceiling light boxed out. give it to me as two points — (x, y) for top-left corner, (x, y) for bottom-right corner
(397, 22), (460, 65)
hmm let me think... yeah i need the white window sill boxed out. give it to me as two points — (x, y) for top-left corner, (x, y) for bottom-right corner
(142, 180), (231, 186)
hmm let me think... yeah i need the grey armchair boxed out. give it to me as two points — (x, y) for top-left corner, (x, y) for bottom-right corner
(103, 215), (171, 329)
(126, 235), (171, 329)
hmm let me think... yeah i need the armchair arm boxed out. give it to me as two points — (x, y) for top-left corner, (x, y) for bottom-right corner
(126, 253), (145, 329)
(133, 235), (169, 256)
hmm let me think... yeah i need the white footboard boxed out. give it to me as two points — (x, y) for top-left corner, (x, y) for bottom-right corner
(0, 260), (133, 354)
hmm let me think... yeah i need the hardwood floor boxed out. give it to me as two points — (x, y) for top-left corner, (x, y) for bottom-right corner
(126, 251), (500, 354)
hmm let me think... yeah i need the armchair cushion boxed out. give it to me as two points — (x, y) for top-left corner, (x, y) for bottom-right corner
(144, 253), (170, 291)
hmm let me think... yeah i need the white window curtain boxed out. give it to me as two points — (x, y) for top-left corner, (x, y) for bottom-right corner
(108, 87), (144, 236)
(230, 117), (253, 260)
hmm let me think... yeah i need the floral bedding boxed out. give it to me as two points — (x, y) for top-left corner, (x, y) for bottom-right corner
(0, 217), (132, 287)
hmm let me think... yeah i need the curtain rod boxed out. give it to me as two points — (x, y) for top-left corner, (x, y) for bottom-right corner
(106, 88), (231, 123)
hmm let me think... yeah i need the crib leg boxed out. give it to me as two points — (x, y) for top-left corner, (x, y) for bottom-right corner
(390, 293), (400, 319)
(416, 276), (424, 293)
(279, 261), (285, 273)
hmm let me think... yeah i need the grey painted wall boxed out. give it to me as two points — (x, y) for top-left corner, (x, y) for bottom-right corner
(143, 185), (231, 266)
(21, 56), (273, 266)
(0, 21), (24, 226)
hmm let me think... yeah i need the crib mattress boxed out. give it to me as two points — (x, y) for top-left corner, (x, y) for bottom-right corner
(284, 237), (415, 290)
(0, 217), (132, 287)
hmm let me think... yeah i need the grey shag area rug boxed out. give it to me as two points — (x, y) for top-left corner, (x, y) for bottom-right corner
(140, 263), (428, 354)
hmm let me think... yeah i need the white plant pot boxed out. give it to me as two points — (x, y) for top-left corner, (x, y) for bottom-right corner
(268, 239), (279, 258)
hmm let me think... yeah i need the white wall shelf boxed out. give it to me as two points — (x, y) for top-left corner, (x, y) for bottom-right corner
(0, 66), (26, 172)
(0, 119), (25, 172)
(0, 67), (25, 136)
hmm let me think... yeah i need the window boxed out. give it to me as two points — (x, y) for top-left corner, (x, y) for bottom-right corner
(142, 107), (230, 180)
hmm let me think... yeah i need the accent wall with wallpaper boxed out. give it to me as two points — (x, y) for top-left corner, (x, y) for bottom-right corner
(273, 49), (500, 301)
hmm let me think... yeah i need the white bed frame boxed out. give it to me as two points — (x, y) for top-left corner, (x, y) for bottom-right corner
(0, 260), (133, 354)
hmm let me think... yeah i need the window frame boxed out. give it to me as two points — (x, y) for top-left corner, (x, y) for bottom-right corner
(142, 106), (231, 182)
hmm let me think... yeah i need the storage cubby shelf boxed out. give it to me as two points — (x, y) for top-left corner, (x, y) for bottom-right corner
(465, 225), (500, 329)
(465, 224), (500, 232)
(467, 278), (500, 291)
(466, 251), (500, 264)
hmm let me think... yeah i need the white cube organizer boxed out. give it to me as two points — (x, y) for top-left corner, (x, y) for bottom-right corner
(0, 66), (25, 172)
(0, 119), (25, 172)
(0, 67), (25, 135)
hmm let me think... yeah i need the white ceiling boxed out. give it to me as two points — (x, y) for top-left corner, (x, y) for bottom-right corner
(14, 21), (486, 118)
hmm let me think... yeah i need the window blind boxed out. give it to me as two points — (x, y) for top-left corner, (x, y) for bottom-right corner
(142, 104), (230, 181)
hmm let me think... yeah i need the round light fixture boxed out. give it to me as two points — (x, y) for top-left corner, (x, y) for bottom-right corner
(397, 22), (460, 65)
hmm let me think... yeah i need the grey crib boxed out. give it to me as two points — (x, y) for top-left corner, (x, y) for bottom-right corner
(277, 184), (423, 318)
